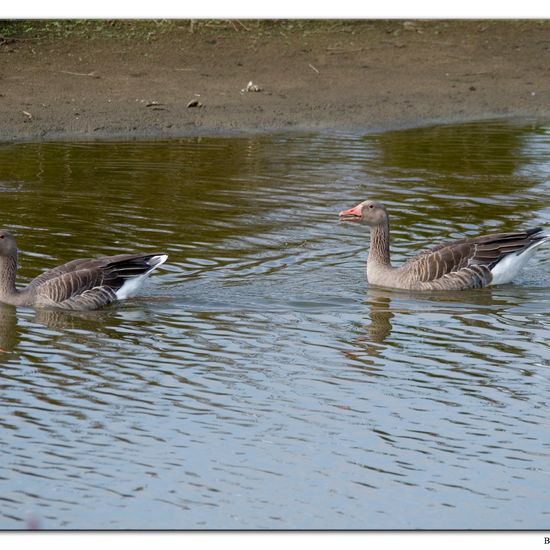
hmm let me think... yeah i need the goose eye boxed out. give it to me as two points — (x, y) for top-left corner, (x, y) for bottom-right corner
(368, 204), (374, 209)
(0, 235), (4, 239)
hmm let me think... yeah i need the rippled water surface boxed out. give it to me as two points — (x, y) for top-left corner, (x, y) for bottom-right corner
(0, 121), (550, 529)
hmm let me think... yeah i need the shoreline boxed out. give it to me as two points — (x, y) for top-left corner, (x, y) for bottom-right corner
(2, 20), (550, 141)
(2, 114), (546, 144)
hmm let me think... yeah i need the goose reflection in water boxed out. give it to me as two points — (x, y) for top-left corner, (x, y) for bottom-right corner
(0, 304), (18, 353)
(344, 284), (543, 399)
(345, 284), (503, 358)
(0, 305), (149, 356)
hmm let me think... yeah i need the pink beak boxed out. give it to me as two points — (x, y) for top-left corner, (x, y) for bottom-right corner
(339, 203), (363, 222)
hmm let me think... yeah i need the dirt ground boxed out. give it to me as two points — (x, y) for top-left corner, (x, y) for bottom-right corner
(1, 19), (550, 140)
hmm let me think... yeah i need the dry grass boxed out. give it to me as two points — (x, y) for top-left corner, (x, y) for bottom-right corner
(0, 19), (375, 43)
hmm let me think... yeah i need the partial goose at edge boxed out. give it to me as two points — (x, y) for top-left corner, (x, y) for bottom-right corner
(0, 230), (168, 310)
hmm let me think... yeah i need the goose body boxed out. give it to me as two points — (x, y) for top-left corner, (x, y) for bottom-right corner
(339, 200), (549, 291)
(0, 230), (167, 310)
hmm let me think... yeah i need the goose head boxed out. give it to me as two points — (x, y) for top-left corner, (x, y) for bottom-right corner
(339, 200), (388, 227)
(0, 230), (18, 258)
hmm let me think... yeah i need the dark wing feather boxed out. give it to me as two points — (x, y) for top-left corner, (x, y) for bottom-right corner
(468, 228), (545, 268)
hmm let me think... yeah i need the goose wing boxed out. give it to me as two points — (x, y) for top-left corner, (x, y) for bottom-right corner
(402, 228), (545, 287)
(29, 253), (166, 310)
(31, 267), (111, 309)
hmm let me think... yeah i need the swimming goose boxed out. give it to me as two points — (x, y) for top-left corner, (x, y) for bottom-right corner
(339, 200), (549, 290)
(0, 230), (167, 310)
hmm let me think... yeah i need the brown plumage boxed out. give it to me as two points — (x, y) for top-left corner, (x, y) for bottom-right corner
(0, 230), (168, 310)
(339, 200), (549, 291)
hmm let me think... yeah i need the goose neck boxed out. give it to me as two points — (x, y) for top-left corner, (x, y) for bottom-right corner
(0, 255), (18, 301)
(368, 223), (392, 267)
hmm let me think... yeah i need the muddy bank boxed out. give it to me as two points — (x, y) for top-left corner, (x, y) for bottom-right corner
(1, 19), (550, 140)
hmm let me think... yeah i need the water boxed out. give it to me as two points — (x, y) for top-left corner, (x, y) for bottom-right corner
(0, 121), (549, 529)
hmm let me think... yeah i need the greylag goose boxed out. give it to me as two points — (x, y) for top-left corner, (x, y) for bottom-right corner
(0, 230), (167, 310)
(339, 200), (549, 290)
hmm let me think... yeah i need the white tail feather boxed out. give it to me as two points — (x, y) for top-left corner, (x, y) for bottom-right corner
(116, 254), (168, 300)
(490, 236), (549, 285)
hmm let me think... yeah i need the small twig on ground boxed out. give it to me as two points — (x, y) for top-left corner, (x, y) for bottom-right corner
(308, 63), (320, 74)
(22, 110), (32, 119)
(229, 20), (240, 32)
(60, 70), (100, 78)
(236, 20), (250, 31)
